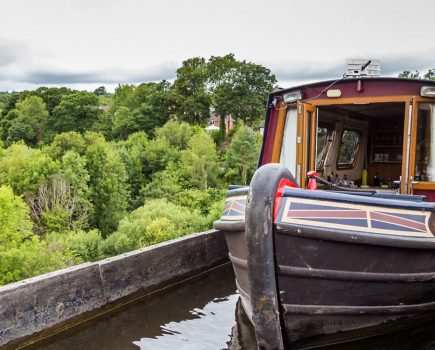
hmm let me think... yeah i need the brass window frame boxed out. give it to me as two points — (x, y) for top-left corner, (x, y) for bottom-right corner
(336, 129), (361, 170)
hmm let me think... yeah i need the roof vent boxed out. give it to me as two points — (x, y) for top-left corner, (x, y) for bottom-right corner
(345, 59), (380, 77)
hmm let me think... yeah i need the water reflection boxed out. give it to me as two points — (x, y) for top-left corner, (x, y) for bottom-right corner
(25, 264), (243, 350)
(133, 294), (239, 349)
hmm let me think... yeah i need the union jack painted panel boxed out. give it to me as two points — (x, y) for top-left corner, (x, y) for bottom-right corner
(277, 198), (433, 238)
(221, 195), (247, 221)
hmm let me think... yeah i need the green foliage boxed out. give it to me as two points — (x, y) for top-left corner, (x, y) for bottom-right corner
(4, 96), (49, 147)
(30, 87), (74, 115)
(171, 57), (211, 125)
(85, 138), (129, 236)
(226, 126), (259, 185)
(141, 163), (183, 201)
(174, 188), (225, 216)
(181, 131), (221, 190)
(398, 68), (435, 80)
(43, 131), (87, 159)
(0, 54), (276, 285)
(112, 106), (136, 139)
(115, 198), (207, 251)
(208, 54), (276, 127)
(0, 237), (75, 286)
(93, 86), (107, 96)
(51, 91), (101, 134)
(116, 132), (149, 209)
(68, 230), (104, 261)
(145, 138), (180, 177)
(0, 143), (59, 194)
(26, 174), (90, 234)
(0, 186), (77, 285)
(111, 82), (172, 138)
(0, 186), (33, 248)
(155, 120), (193, 150)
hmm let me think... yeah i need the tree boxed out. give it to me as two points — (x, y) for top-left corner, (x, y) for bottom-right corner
(85, 139), (129, 236)
(51, 91), (101, 134)
(110, 82), (172, 138)
(26, 174), (90, 234)
(116, 132), (149, 209)
(116, 198), (207, 248)
(424, 68), (435, 80)
(181, 131), (221, 190)
(207, 54), (276, 132)
(44, 131), (87, 159)
(155, 120), (193, 150)
(226, 126), (260, 185)
(93, 86), (107, 96)
(0, 143), (59, 195)
(171, 57), (211, 125)
(31, 87), (74, 115)
(398, 68), (435, 80)
(0, 185), (33, 249)
(398, 70), (421, 79)
(144, 138), (180, 178)
(5, 96), (49, 147)
(112, 106), (136, 139)
(0, 185), (74, 285)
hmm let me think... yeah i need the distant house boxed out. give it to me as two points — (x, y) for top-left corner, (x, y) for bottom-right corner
(98, 105), (111, 111)
(205, 107), (234, 133)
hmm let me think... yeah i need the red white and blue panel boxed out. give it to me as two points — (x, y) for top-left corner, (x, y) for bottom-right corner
(278, 198), (433, 238)
(221, 195), (247, 221)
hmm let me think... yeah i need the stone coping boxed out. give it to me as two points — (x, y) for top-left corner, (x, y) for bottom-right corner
(0, 229), (228, 349)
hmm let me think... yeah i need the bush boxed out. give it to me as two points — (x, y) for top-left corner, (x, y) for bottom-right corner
(99, 231), (135, 257)
(117, 198), (207, 249)
(0, 143), (59, 195)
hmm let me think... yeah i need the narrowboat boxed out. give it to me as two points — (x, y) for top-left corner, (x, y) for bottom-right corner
(214, 60), (435, 349)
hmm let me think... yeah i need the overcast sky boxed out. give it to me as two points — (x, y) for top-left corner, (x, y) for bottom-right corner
(0, 0), (434, 92)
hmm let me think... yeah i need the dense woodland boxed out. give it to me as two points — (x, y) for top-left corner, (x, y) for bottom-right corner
(0, 54), (276, 285)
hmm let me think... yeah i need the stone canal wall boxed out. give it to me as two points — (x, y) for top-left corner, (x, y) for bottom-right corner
(0, 229), (228, 349)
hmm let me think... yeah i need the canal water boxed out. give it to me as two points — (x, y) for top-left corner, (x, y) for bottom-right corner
(25, 263), (256, 350)
(24, 263), (435, 350)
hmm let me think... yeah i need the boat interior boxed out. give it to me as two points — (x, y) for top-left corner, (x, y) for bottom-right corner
(315, 102), (405, 190)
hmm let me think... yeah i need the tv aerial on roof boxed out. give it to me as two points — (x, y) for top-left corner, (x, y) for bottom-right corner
(345, 59), (381, 77)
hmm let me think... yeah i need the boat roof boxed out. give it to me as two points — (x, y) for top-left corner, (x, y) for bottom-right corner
(271, 76), (435, 101)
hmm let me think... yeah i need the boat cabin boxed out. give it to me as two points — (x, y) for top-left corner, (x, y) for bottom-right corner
(260, 75), (435, 200)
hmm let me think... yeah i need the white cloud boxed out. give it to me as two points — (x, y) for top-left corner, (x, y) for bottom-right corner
(0, 0), (433, 91)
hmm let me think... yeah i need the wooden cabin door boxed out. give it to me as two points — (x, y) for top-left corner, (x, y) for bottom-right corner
(408, 99), (435, 199)
(296, 102), (317, 188)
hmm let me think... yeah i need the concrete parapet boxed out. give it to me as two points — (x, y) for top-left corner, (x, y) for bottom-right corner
(0, 229), (228, 348)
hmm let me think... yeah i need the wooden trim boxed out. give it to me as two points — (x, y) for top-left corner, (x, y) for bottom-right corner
(301, 106), (308, 188)
(408, 98), (419, 193)
(308, 95), (413, 106)
(412, 97), (435, 104)
(300, 104), (316, 187)
(309, 105), (317, 172)
(413, 182), (435, 190)
(271, 103), (287, 162)
(409, 99), (435, 192)
(401, 101), (411, 194)
(296, 102), (304, 186)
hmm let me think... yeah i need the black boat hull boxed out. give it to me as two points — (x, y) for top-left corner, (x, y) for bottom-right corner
(214, 164), (435, 348)
(275, 230), (435, 343)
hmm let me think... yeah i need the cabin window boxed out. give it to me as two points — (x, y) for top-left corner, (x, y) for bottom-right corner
(414, 103), (435, 182)
(280, 108), (298, 178)
(316, 125), (333, 170)
(337, 129), (360, 168)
